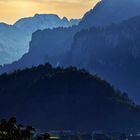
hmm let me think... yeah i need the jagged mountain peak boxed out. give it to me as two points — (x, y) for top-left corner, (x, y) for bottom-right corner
(14, 14), (61, 25)
(62, 17), (69, 21)
(0, 14), (80, 65)
(33, 13), (60, 18)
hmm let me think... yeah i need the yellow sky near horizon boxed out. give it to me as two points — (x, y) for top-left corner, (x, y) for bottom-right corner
(0, 0), (99, 24)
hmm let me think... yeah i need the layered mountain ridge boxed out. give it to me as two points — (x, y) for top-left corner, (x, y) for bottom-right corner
(0, 14), (80, 65)
(14, 14), (79, 35)
(1, 0), (140, 102)
(2, 0), (140, 70)
(64, 15), (140, 103)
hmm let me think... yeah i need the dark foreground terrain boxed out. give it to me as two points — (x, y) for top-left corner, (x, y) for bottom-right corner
(0, 63), (140, 132)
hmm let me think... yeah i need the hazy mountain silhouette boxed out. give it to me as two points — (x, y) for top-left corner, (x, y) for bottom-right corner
(0, 63), (139, 131)
(79, 0), (140, 28)
(0, 23), (28, 65)
(14, 14), (79, 36)
(2, 0), (140, 70)
(0, 14), (80, 65)
(63, 15), (140, 103)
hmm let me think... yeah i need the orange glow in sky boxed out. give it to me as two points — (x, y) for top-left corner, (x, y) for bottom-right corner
(0, 0), (99, 24)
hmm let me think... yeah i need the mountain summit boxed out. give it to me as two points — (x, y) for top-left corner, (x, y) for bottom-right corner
(79, 0), (140, 28)
(14, 14), (79, 35)
(0, 14), (80, 65)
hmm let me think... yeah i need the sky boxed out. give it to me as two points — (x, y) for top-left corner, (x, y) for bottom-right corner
(0, 0), (99, 24)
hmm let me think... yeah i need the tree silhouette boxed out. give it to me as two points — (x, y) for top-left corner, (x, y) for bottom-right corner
(0, 117), (37, 140)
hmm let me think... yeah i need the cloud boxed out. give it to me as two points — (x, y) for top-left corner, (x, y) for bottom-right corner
(0, 0), (99, 23)
(0, 0), (98, 3)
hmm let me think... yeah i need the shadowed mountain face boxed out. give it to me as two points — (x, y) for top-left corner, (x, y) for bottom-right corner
(0, 26), (79, 73)
(0, 14), (80, 65)
(0, 63), (139, 131)
(0, 23), (28, 65)
(64, 16), (140, 103)
(79, 0), (140, 28)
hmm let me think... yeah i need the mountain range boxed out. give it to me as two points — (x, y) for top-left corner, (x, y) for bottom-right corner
(1, 0), (140, 103)
(3, 0), (140, 69)
(0, 63), (139, 132)
(1, 0), (140, 131)
(0, 14), (80, 65)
